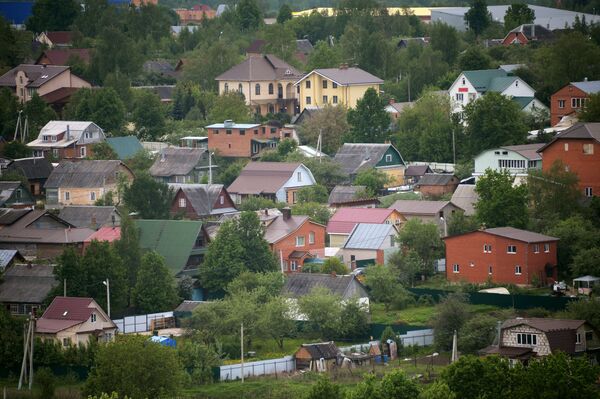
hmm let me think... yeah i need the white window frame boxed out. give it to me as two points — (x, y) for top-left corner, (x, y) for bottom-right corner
(385, 154), (392, 162)
(179, 198), (186, 208)
(564, 143), (569, 151)
(91, 313), (97, 323)
(296, 236), (305, 247)
(558, 99), (565, 108)
(483, 244), (492, 253)
(583, 143), (594, 155)
(585, 187), (593, 197)
(309, 231), (315, 244)
(297, 171), (302, 182)
(333, 95), (338, 104)
(544, 243), (550, 253)
(80, 146), (86, 157)
(517, 333), (537, 346)
(533, 244), (539, 253)
(220, 195), (224, 205)
(507, 245), (517, 254)
(452, 264), (459, 273)
(90, 191), (96, 201)
(515, 265), (522, 275)
(290, 260), (297, 271)
(64, 191), (70, 201)
(455, 93), (464, 101)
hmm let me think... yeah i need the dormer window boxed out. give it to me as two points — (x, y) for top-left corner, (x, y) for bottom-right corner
(462, 78), (465, 85)
(43, 135), (51, 142)
(91, 314), (97, 322)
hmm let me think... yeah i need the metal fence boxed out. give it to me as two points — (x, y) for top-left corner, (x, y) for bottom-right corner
(217, 356), (295, 381)
(112, 311), (174, 333)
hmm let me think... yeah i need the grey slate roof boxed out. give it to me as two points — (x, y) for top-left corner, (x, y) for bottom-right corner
(328, 185), (367, 205)
(0, 264), (57, 304)
(0, 208), (31, 225)
(282, 273), (368, 300)
(501, 143), (543, 160)
(416, 173), (457, 186)
(334, 143), (403, 175)
(538, 123), (600, 153)
(0, 182), (26, 206)
(450, 185), (478, 216)
(404, 165), (432, 177)
(45, 160), (125, 189)
(149, 147), (208, 177)
(169, 184), (235, 216)
(0, 64), (69, 89)
(215, 54), (303, 82)
(300, 67), (384, 86)
(571, 80), (600, 94)
(343, 223), (396, 250)
(298, 342), (339, 360)
(296, 39), (314, 54)
(389, 200), (463, 215)
(484, 227), (558, 243)
(58, 206), (119, 229)
(227, 162), (304, 195)
(7, 157), (54, 180)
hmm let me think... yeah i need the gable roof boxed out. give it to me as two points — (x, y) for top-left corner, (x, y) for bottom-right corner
(135, 219), (204, 275)
(334, 143), (404, 175)
(36, 48), (91, 66)
(538, 123), (600, 153)
(343, 223), (396, 250)
(0, 209), (94, 244)
(45, 160), (127, 189)
(58, 206), (119, 229)
(282, 273), (366, 299)
(0, 65), (69, 89)
(44, 31), (73, 45)
(297, 342), (339, 359)
(0, 181), (30, 206)
(0, 208), (32, 225)
(416, 173), (457, 186)
(461, 69), (520, 94)
(500, 143), (543, 161)
(501, 317), (588, 354)
(297, 67), (384, 86)
(216, 54), (303, 82)
(327, 207), (395, 234)
(0, 264), (57, 304)
(169, 184), (236, 216)
(149, 147), (207, 177)
(28, 120), (104, 149)
(450, 185), (478, 216)
(105, 136), (143, 160)
(263, 214), (310, 244)
(507, 24), (554, 40)
(227, 162), (307, 195)
(7, 157), (54, 180)
(37, 297), (104, 334)
(389, 200), (462, 216)
(570, 80), (600, 94)
(0, 249), (25, 269)
(328, 185), (369, 205)
(404, 164), (432, 177)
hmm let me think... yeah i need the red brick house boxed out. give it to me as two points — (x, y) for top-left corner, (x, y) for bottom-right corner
(206, 120), (282, 158)
(550, 80), (600, 126)
(169, 184), (237, 219)
(414, 173), (459, 197)
(444, 227), (558, 286)
(263, 208), (326, 273)
(501, 24), (553, 46)
(537, 123), (600, 198)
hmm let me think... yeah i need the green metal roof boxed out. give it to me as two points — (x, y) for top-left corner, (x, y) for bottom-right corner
(135, 219), (203, 275)
(105, 136), (143, 160)
(487, 76), (518, 93)
(511, 96), (535, 109)
(463, 69), (510, 93)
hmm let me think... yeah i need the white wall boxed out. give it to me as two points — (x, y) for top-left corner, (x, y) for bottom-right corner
(276, 164), (317, 202)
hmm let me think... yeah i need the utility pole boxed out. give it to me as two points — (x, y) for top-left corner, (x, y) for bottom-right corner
(452, 129), (456, 166)
(103, 279), (110, 318)
(240, 323), (245, 383)
(208, 152), (214, 184)
(18, 314), (35, 390)
(63, 279), (66, 297)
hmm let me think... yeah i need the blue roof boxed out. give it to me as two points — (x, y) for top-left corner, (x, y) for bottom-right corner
(343, 223), (396, 250)
(105, 136), (143, 160)
(0, 2), (33, 25)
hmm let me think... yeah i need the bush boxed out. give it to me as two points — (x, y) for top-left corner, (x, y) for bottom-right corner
(36, 367), (55, 399)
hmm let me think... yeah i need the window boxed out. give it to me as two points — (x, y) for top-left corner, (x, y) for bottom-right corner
(62, 338), (71, 347)
(290, 260), (297, 271)
(309, 232), (315, 244)
(515, 265), (522, 275)
(270, 127), (276, 134)
(332, 82), (338, 88)
(292, 191), (297, 204)
(462, 78), (465, 85)
(385, 154), (392, 162)
(322, 80), (328, 89)
(226, 129), (232, 135)
(533, 244), (539, 253)
(333, 95), (338, 104)
(179, 198), (186, 208)
(296, 236), (305, 247)
(64, 191), (70, 201)
(239, 129), (245, 135)
(455, 93), (464, 101)
(564, 143), (569, 151)
(52, 148), (59, 158)
(390, 235), (395, 247)
(253, 129), (258, 135)
(507, 245), (517, 254)
(585, 187), (593, 197)
(255, 84), (261, 95)
(576, 333), (582, 344)
(488, 265), (493, 275)
(515, 80), (519, 87)
(220, 195), (224, 205)
(453, 264), (459, 273)
(517, 333), (537, 346)
(306, 96), (311, 105)
(224, 83), (229, 93)
(90, 191), (96, 201)
(558, 99), (565, 108)
(483, 244), (492, 253)
(268, 83), (273, 95)
(91, 314), (97, 323)
(322, 95), (328, 103)
(305, 80), (311, 89)
(80, 146), (86, 157)
(213, 129), (219, 135)
(238, 83), (243, 93)
(544, 243), (550, 253)
(583, 143), (594, 155)
(572, 98), (586, 108)
(586, 331), (594, 341)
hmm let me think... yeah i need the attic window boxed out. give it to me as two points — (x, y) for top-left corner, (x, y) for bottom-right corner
(515, 81), (519, 87)
(285, 69), (292, 75)
(462, 78), (465, 85)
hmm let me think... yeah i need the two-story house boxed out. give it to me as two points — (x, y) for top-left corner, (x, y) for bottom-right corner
(474, 143), (543, 184)
(0, 65), (90, 103)
(295, 65), (384, 112)
(169, 184), (237, 219)
(501, 24), (554, 46)
(227, 162), (316, 205)
(537, 123), (600, 198)
(443, 227), (559, 286)
(206, 120), (281, 158)
(334, 143), (406, 187)
(149, 147), (212, 184)
(27, 121), (105, 160)
(389, 200), (463, 235)
(215, 54), (303, 116)
(550, 80), (600, 126)
(481, 318), (600, 364)
(327, 207), (405, 248)
(339, 223), (399, 269)
(44, 160), (135, 207)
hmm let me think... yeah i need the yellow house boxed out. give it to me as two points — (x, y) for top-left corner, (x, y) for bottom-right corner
(294, 65), (384, 112)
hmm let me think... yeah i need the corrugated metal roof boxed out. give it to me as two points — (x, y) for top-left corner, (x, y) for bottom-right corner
(45, 160), (125, 189)
(282, 273), (364, 299)
(501, 143), (543, 160)
(84, 226), (121, 243)
(263, 215), (308, 243)
(149, 147), (208, 177)
(7, 157), (54, 180)
(0, 264), (56, 303)
(462, 69), (509, 92)
(327, 208), (394, 234)
(106, 136), (143, 160)
(571, 80), (600, 94)
(0, 249), (23, 269)
(333, 143), (403, 175)
(343, 223), (396, 250)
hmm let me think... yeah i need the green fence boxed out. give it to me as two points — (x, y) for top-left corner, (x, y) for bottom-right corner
(407, 288), (577, 312)
(369, 323), (429, 339)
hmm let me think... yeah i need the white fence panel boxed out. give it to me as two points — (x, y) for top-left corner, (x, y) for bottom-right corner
(112, 311), (174, 333)
(218, 356), (295, 381)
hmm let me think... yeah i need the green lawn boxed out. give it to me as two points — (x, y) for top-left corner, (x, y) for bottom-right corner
(370, 303), (500, 325)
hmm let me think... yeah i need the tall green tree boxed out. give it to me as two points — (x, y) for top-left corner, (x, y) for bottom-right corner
(457, 46), (492, 71)
(580, 92), (600, 122)
(0, 17), (19, 69)
(398, 219), (445, 275)
(114, 216), (142, 306)
(26, 0), (79, 32)
(207, 92), (252, 124)
(347, 88), (391, 143)
(546, 216), (600, 277)
(65, 88), (126, 134)
(298, 287), (343, 339)
(0, 88), (18, 139)
(23, 93), (56, 141)
(298, 104), (348, 155)
(133, 251), (179, 313)
(441, 355), (514, 399)
(123, 173), (173, 219)
(237, 0), (262, 31)
(475, 169), (529, 229)
(132, 90), (166, 140)
(430, 22), (460, 65)
(504, 3), (535, 31)
(432, 293), (470, 351)
(91, 27), (143, 83)
(276, 4), (293, 24)
(353, 168), (389, 197)
(184, 41), (241, 91)
(305, 41), (343, 71)
(464, 0), (491, 37)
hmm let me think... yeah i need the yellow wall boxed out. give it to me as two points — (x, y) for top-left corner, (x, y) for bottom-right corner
(379, 166), (406, 187)
(297, 72), (381, 111)
(329, 233), (348, 248)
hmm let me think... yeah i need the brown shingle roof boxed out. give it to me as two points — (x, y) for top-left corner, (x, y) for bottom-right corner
(298, 341), (339, 360)
(227, 162), (303, 195)
(416, 173), (457, 186)
(0, 64), (69, 89)
(501, 318), (588, 354)
(389, 200), (462, 215)
(501, 143), (543, 161)
(36, 48), (91, 65)
(484, 227), (559, 243)
(263, 214), (308, 243)
(36, 296), (98, 333)
(216, 54), (303, 82)
(0, 264), (57, 304)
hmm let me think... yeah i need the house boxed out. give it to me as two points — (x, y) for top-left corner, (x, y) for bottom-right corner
(295, 39), (314, 63)
(550, 80), (600, 126)
(215, 54), (303, 116)
(174, 4), (216, 23)
(227, 162), (316, 205)
(170, 25), (200, 36)
(292, 107), (322, 125)
(501, 24), (554, 46)
(397, 37), (429, 48)
(450, 184), (478, 216)
(480, 318), (600, 363)
(206, 120), (281, 158)
(27, 121), (106, 159)
(105, 136), (144, 160)
(474, 144), (543, 183)
(327, 207), (404, 247)
(36, 297), (117, 347)
(0, 1), (33, 29)
(0, 209), (95, 258)
(6, 157), (54, 196)
(328, 185), (379, 209)
(135, 219), (209, 277)
(283, 273), (369, 303)
(295, 65), (384, 112)
(333, 143), (406, 187)
(448, 68), (546, 116)
(339, 223), (399, 269)
(262, 208), (326, 273)
(35, 48), (92, 66)
(537, 123), (600, 198)
(44, 160), (135, 207)
(385, 101), (412, 122)
(404, 165), (432, 185)
(414, 173), (459, 197)
(0, 264), (57, 316)
(389, 200), (463, 234)
(36, 31), (73, 48)
(142, 60), (177, 80)
(169, 184), (237, 219)
(294, 342), (339, 371)
(149, 147), (212, 184)
(58, 206), (120, 229)
(443, 227), (559, 285)
(0, 65), (90, 104)
(0, 181), (35, 208)
(181, 136), (208, 150)
(83, 226), (121, 250)
(0, 249), (25, 272)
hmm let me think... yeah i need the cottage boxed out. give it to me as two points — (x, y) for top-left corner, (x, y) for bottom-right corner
(149, 147), (212, 184)
(450, 185), (478, 216)
(327, 208), (404, 247)
(537, 123), (600, 197)
(58, 206), (120, 229)
(480, 318), (600, 363)
(340, 223), (399, 269)
(0, 181), (35, 208)
(334, 143), (406, 187)
(36, 31), (73, 48)
(294, 342), (339, 371)
(385, 101), (412, 122)
(414, 173), (459, 197)
(227, 162), (316, 205)
(45, 160), (134, 207)
(169, 184), (236, 219)
(6, 157), (54, 196)
(403, 165), (432, 185)
(35, 48), (91, 66)
(36, 297), (117, 347)
(0, 264), (57, 316)
(27, 121), (105, 160)
(327, 185), (379, 209)
(283, 273), (369, 306)
(105, 136), (144, 160)
(389, 200), (463, 233)
(550, 80), (600, 126)
(444, 227), (559, 286)
(474, 144), (543, 183)
(501, 24), (554, 46)
(206, 120), (280, 158)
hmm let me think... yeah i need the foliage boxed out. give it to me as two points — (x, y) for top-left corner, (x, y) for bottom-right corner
(321, 257), (349, 275)
(290, 155), (347, 191)
(22, 93), (56, 140)
(430, 22), (460, 65)
(474, 169), (529, 229)
(546, 216), (600, 277)
(379, 369), (421, 399)
(0, 88), (19, 139)
(432, 293), (470, 350)
(292, 202), (331, 225)
(133, 251), (179, 313)
(398, 219), (444, 275)
(277, 138), (298, 158)
(84, 335), (184, 399)
(298, 104), (349, 155)
(441, 355), (513, 399)
(239, 196), (279, 211)
(123, 173), (173, 219)
(297, 184), (329, 204)
(184, 41), (241, 91)
(216, 159), (248, 186)
(419, 381), (456, 399)
(566, 299), (600, 330)
(237, 0), (262, 31)
(124, 149), (154, 176)
(207, 92), (252, 124)
(457, 46), (492, 71)
(113, 216), (142, 305)
(464, 0), (491, 36)
(36, 367), (56, 399)
(458, 314), (497, 354)
(504, 3), (535, 31)
(132, 90), (166, 140)
(0, 306), (23, 370)
(306, 376), (344, 399)
(571, 247), (600, 277)
(276, 4), (293, 24)
(387, 249), (424, 287)
(353, 168), (389, 197)
(257, 296), (297, 349)
(0, 169), (29, 190)
(178, 340), (222, 384)
(580, 92), (600, 122)
(305, 40), (344, 71)
(364, 264), (401, 309)
(91, 142), (118, 160)
(347, 88), (391, 143)
(26, 0), (79, 32)
(91, 27), (144, 83)
(66, 88), (126, 134)
(447, 211), (479, 236)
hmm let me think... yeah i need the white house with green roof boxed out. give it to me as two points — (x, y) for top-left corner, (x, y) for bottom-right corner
(449, 68), (547, 117)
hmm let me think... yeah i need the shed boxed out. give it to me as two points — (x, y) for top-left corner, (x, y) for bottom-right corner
(294, 342), (339, 371)
(572, 275), (600, 296)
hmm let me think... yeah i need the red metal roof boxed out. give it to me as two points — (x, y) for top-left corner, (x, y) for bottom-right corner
(326, 208), (394, 234)
(41, 296), (94, 321)
(84, 226), (121, 243)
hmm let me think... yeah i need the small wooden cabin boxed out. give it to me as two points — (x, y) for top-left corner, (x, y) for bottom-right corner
(294, 341), (339, 372)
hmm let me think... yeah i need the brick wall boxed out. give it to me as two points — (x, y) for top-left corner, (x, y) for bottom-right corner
(208, 125), (280, 158)
(271, 220), (325, 273)
(502, 325), (551, 356)
(550, 84), (588, 126)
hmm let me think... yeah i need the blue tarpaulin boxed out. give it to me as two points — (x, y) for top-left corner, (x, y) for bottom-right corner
(149, 335), (176, 347)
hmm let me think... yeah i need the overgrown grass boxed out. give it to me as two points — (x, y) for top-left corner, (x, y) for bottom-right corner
(370, 303), (500, 325)
(378, 191), (421, 208)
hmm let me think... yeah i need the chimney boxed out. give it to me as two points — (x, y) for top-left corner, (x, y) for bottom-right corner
(584, 77), (589, 82)
(282, 207), (291, 220)
(331, 271), (337, 277)
(91, 216), (97, 228)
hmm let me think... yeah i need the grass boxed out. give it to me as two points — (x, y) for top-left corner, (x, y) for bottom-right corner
(378, 192), (421, 208)
(370, 303), (500, 325)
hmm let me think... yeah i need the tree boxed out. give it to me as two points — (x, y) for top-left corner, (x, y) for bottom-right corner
(504, 3), (535, 32)
(432, 293), (470, 350)
(262, 23), (297, 62)
(387, 249), (423, 287)
(321, 257), (349, 275)
(298, 287), (343, 339)
(2, 141), (31, 159)
(84, 336), (184, 399)
(178, 340), (222, 384)
(447, 211), (479, 236)
(571, 247), (600, 277)
(0, 306), (26, 370)
(132, 90), (166, 140)
(277, 138), (297, 158)
(441, 355), (514, 399)
(364, 264), (399, 309)
(123, 173), (173, 219)
(339, 298), (370, 339)
(306, 376), (344, 399)
(90, 142), (118, 160)
(547, 216), (600, 276)
(277, 4), (293, 24)
(22, 93), (56, 141)
(66, 88), (126, 134)
(430, 22), (460, 65)
(379, 369), (421, 399)
(237, 0), (262, 31)
(184, 41), (241, 91)
(297, 184), (328, 203)
(353, 168), (389, 197)
(298, 104), (349, 154)
(124, 149), (154, 176)
(292, 202), (331, 225)
(0, 88), (19, 139)
(458, 314), (497, 354)
(236, 211), (278, 273)
(257, 297), (296, 349)
(26, 0), (79, 32)
(239, 196), (278, 211)
(207, 92), (252, 124)
(0, 17), (19, 70)
(133, 251), (179, 313)
(419, 381), (456, 399)
(475, 169), (529, 229)
(457, 46), (492, 71)
(347, 88), (391, 143)
(398, 219), (444, 275)
(580, 93), (600, 122)
(566, 299), (600, 330)
(91, 27), (143, 82)
(305, 41), (343, 71)
(289, 155), (348, 190)
(464, 0), (491, 37)
(114, 216), (141, 306)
